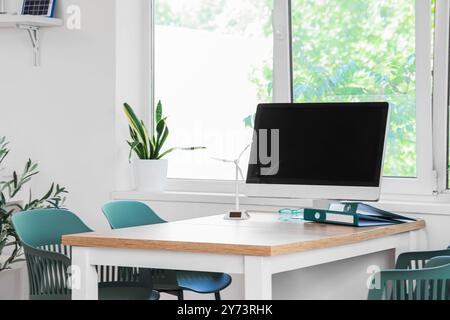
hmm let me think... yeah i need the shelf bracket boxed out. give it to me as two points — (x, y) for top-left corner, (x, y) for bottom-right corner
(18, 25), (40, 67)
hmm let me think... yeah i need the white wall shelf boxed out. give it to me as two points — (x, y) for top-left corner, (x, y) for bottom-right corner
(0, 14), (63, 66)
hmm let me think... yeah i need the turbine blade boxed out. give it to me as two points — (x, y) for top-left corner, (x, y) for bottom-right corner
(237, 165), (245, 180)
(211, 157), (234, 163)
(238, 144), (251, 160)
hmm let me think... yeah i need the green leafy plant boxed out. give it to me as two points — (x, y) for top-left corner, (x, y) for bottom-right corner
(0, 136), (68, 272)
(155, 0), (422, 177)
(124, 100), (205, 161)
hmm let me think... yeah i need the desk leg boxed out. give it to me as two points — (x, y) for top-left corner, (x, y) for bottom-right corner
(71, 247), (98, 300)
(410, 229), (428, 251)
(394, 231), (425, 265)
(244, 256), (272, 300)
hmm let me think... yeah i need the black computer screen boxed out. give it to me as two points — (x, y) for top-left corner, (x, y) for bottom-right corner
(246, 103), (389, 187)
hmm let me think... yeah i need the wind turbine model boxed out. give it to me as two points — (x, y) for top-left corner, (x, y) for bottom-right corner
(212, 144), (251, 220)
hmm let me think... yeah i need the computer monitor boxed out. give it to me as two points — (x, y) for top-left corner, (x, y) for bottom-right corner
(245, 102), (389, 201)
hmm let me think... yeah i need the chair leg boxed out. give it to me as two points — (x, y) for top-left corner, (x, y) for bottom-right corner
(177, 290), (184, 300)
(214, 292), (221, 300)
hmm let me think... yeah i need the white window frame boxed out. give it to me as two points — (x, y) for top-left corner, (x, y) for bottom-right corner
(381, 0), (435, 196)
(149, 0), (439, 197)
(433, 0), (450, 195)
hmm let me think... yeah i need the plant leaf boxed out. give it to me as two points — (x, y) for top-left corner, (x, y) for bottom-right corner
(127, 141), (141, 162)
(157, 146), (206, 160)
(155, 100), (163, 124)
(157, 148), (176, 160)
(41, 183), (55, 201)
(154, 127), (169, 158)
(123, 103), (151, 159)
(156, 118), (167, 139)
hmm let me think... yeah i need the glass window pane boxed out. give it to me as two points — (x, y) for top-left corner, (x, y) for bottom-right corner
(155, 0), (273, 180)
(291, 0), (417, 177)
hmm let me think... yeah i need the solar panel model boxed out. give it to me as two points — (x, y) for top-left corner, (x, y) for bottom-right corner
(22, 0), (55, 17)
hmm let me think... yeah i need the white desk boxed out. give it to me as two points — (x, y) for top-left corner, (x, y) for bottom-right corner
(62, 213), (425, 300)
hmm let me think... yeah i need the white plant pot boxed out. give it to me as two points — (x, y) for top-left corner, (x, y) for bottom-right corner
(132, 159), (168, 193)
(0, 266), (26, 300)
(0, 202), (27, 300)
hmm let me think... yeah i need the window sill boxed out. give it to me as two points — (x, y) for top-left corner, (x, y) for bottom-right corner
(112, 190), (450, 217)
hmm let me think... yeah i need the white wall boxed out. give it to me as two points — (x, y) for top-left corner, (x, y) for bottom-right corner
(2, 0), (450, 301)
(0, 0), (148, 230)
(115, 0), (150, 193)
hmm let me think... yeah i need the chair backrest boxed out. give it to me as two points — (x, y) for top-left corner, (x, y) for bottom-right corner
(368, 257), (450, 300)
(396, 249), (450, 270)
(13, 209), (143, 300)
(426, 256), (450, 268)
(12, 209), (92, 300)
(12, 209), (92, 248)
(102, 201), (166, 229)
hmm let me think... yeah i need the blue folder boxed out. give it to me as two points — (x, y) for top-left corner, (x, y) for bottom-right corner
(304, 202), (415, 227)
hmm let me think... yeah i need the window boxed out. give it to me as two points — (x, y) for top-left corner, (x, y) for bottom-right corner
(151, 0), (439, 196)
(291, 0), (417, 177)
(432, 0), (450, 191)
(154, 0), (273, 180)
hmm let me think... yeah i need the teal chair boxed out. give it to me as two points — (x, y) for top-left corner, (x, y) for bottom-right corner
(102, 201), (232, 300)
(12, 209), (160, 300)
(368, 247), (450, 300)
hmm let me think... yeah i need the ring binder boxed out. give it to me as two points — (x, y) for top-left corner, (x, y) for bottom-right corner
(304, 202), (415, 227)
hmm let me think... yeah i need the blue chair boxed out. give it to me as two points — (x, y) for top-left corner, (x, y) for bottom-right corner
(368, 245), (450, 300)
(12, 209), (159, 300)
(368, 256), (450, 300)
(102, 201), (232, 300)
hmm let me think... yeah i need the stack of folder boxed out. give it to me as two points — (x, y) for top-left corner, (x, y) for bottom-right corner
(303, 202), (415, 227)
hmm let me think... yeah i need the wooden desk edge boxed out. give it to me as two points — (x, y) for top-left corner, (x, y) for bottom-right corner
(271, 219), (426, 256)
(62, 219), (426, 257)
(62, 237), (274, 256)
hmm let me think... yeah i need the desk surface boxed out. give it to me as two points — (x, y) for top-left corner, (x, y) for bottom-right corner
(62, 213), (425, 256)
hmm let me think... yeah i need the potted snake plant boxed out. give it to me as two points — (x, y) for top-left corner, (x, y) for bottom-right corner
(124, 101), (205, 192)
